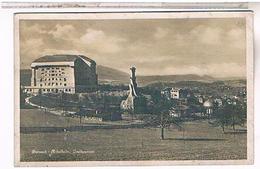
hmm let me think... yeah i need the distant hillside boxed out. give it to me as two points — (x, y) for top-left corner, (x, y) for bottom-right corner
(145, 79), (246, 89)
(137, 74), (214, 86)
(221, 80), (246, 87)
(145, 81), (210, 89)
(96, 65), (129, 84)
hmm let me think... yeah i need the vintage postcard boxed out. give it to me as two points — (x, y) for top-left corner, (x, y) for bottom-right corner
(14, 11), (254, 166)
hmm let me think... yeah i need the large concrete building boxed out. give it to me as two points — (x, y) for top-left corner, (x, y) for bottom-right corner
(24, 54), (98, 94)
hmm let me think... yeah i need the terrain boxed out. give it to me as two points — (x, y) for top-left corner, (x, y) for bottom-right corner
(20, 109), (247, 161)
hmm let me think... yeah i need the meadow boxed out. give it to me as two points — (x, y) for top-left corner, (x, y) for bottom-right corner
(20, 109), (247, 161)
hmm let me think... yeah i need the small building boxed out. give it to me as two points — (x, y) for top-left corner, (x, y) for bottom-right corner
(23, 54), (98, 94)
(203, 99), (213, 116)
(161, 88), (190, 99)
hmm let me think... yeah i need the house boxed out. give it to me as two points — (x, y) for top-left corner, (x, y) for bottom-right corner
(161, 87), (190, 99)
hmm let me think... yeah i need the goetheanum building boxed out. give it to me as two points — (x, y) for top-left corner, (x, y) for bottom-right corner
(23, 54), (98, 94)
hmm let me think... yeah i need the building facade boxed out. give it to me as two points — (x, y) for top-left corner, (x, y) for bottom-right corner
(24, 55), (98, 94)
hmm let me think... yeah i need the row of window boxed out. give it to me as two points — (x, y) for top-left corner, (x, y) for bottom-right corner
(42, 88), (72, 92)
(40, 78), (67, 82)
(41, 72), (66, 75)
(40, 83), (67, 87)
(41, 67), (65, 71)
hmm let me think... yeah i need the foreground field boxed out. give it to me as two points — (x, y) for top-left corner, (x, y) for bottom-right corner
(20, 109), (247, 161)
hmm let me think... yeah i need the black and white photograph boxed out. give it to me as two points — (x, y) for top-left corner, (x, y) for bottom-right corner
(14, 11), (253, 166)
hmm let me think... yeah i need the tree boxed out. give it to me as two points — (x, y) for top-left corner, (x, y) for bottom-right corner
(150, 90), (183, 140)
(230, 102), (246, 130)
(213, 101), (247, 132)
(213, 107), (230, 132)
(134, 95), (148, 114)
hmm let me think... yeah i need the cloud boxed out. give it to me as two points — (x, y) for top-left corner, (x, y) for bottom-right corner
(41, 49), (86, 56)
(190, 25), (222, 45)
(154, 27), (168, 39)
(80, 28), (126, 54)
(228, 28), (244, 39)
(19, 19), (246, 78)
(20, 23), (48, 35)
(226, 28), (245, 48)
(159, 62), (246, 78)
(20, 38), (45, 68)
(20, 38), (44, 56)
(49, 24), (76, 40)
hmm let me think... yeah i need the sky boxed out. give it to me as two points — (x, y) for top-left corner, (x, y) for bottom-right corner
(19, 18), (246, 78)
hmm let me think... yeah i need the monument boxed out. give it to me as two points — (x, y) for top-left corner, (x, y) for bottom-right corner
(121, 67), (138, 111)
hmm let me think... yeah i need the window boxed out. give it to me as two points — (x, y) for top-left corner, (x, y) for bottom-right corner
(41, 68), (44, 71)
(40, 84), (42, 87)
(64, 83), (67, 86)
(64, 78), (67, 81)
(56, 83), (58, 86)
(52, 78), (54, 80)
(43, 89), (45, 91)
(61, 68), (64, 71)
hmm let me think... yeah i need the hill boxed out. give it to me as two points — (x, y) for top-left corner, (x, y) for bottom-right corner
(96, 65), (129, 84)
(137, 74), (214, 86)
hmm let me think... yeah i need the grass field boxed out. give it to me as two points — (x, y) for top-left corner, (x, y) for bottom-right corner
(20, 109), (247, 161)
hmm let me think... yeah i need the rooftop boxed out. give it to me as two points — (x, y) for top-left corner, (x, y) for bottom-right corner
(33, 54), (95, 64)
